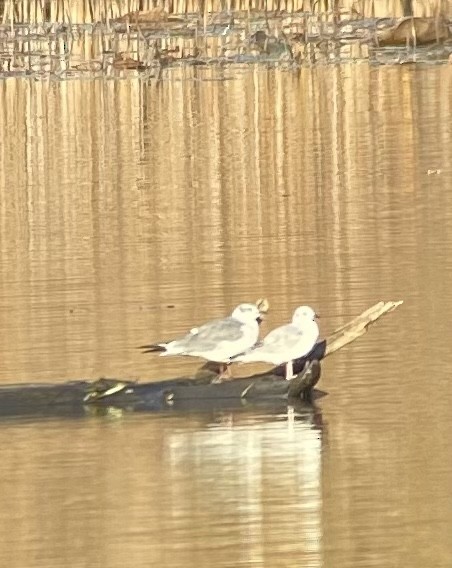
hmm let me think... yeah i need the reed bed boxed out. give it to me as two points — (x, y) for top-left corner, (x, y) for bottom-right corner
(1, 0), (450, 24)
(0, 0), (451, 78)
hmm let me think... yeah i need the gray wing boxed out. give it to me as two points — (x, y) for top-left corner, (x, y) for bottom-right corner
(180, 317), (244, 351)
(259, 324), (304, 353)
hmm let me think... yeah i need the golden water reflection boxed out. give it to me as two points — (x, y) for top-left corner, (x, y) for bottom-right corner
(1, 65), (452, 567)
(0, 409), (323, 568)
(1, 67), (451, 384)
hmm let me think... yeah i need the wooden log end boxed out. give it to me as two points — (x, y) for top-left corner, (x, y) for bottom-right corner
(324, 299), (403, 357)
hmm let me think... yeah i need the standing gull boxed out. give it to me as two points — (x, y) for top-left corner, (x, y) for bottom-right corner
(234, 305), (319, 380)
(139, 303), (262, 379)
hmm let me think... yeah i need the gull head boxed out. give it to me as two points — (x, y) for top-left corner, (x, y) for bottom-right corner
(231, 303), (262, 324)
(292, 305), (318, 327)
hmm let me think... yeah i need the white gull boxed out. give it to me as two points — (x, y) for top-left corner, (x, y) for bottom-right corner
(140, 303), (262, 378)
(234, 305), (319, 380)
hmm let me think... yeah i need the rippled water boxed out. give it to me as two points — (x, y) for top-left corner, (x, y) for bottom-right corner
(1, 65), (452, 566)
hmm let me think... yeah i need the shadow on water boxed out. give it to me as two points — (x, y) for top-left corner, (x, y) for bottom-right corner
(86, 395), (326, 421)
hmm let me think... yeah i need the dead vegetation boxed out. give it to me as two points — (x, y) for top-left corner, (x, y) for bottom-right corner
(0, 0), (451, 77)
(0, 0), (450, 24)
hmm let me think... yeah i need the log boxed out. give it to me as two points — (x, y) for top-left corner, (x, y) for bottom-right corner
(0, 301), (402, 418)
(376, 17), (449, 47)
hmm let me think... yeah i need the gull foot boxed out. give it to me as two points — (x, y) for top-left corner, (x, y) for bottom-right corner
(211, 372), (234, 384)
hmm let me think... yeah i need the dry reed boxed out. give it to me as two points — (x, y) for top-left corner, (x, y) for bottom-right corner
(0, 0), (450, 78)
(0, 0), (450, 24)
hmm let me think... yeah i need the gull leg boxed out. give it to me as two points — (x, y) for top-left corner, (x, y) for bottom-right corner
(212, 363), (233, 384)
(285, 360), (296, 381)
(220, 363), (233, 380)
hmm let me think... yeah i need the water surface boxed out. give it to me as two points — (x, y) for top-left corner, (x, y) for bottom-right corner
(1, 65), (452, 566)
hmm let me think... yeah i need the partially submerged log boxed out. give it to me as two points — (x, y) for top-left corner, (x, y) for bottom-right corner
(0, 301), (402, 418)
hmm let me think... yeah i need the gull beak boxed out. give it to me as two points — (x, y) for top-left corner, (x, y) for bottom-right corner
(257, 315), (265, 324)
(315, 313), (320, 319)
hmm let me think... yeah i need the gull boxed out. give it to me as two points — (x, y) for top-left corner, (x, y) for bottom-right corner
(234, 305), (319, 380)
(139, 303), (262, 379)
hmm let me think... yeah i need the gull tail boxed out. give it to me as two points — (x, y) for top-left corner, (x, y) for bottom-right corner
(138, 343), (167, 354)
